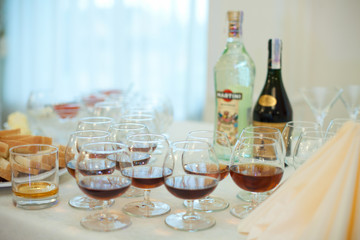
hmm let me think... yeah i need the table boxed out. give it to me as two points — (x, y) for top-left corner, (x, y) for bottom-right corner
(0, 121), (288, 240)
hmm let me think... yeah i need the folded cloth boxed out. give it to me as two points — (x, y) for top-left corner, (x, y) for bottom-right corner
(238, 121), (360, 240)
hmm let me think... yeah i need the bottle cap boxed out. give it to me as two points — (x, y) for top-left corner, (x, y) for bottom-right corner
(227, 11), (243, 38)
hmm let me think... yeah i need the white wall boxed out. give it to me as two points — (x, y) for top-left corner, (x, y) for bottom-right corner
(204, 0), (360, 128)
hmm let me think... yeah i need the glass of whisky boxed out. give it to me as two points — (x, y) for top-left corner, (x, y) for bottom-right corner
(10, 144), (59, 209)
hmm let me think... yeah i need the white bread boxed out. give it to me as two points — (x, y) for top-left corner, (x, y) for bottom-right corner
(0, 157), (11, 181)
(0, 142), (9, 158)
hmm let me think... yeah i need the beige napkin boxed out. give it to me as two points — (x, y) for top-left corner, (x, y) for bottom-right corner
(238, 121), (360, 240)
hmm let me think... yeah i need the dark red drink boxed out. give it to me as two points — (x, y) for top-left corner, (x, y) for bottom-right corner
(125, 166), (172, 189)
(78, 176), (131, 200)
(230, 163), (283, 192)
(165, 175), (218, 200)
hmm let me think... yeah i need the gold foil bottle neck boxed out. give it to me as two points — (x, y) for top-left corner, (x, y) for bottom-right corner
(227, 11), (241, 21)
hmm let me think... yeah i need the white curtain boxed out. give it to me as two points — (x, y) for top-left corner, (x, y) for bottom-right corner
(2, 0), (208, 122)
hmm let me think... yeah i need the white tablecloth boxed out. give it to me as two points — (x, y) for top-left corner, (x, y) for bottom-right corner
(0, 121), (289, 240)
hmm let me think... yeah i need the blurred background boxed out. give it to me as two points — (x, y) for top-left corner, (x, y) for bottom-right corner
(0, 0), (359, 127)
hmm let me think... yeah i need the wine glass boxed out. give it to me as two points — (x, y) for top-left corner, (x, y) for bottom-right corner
(108, 123), (149, 198)
(65, 130), (114, 209)
(300, 86), (343, 128)
(93, 101), (124, 122)
(325, 118), (360, 139)
(282, 121), (321, 167)
(293, 131), (324, 169)
(76, 142), (132, 231)
(184, 130), (230, 212)
(77, 116), (115, 131)
(339, 84), (360, 120)
(120, 114), (160, 134)
(163, 140), (220, 231)
(236, 126), (285, 202)
(132, 93), (174, 134)
(122, 134), (171, 217)
(230, 136), (284, 219)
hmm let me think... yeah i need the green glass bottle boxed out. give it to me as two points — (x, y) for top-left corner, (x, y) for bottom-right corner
(214, 11), (255, 146)
(252, 38), (293, 133)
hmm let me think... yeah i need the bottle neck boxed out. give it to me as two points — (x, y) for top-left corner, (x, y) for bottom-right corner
(268, 39), (282, 69)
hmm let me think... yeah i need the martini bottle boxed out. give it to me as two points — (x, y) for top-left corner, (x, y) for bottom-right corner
(214, 11), (255, 146)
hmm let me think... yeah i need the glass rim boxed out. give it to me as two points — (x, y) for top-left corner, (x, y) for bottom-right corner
(80, 141), (128, 154)
(235, 136), (277, 146)
(187, 130), (228, 138)
(127, 133), (167, 144)
(78, 116), (115, 123)
(171, 140), (213, 150)
(109, 122), (147, 130)
(70, 130), (110, 138)
(285, 120), (320, 128)
(9, 144), (58, 156)
(121, 114), (155, 120)
(242, 126), (281, 134)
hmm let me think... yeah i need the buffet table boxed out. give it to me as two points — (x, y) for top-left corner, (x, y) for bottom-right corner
(0, 121), (292, 240)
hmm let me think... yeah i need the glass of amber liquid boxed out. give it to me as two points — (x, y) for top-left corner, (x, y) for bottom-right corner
(10, 144), (59, 209)
(230, 136), (284, 219)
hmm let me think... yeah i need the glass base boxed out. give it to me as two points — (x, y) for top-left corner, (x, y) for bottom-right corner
(165, 212), (216, 232)
(122, 200), (170, 218)
(230, 203), (253, 219)
(13, 194), (58, 210)
(69, 195), (115, 210)
(120, 186), (144, 198)
(236, 190), (269, 202)
(183, 196), (229, 212)
(80, 210), (131, 232)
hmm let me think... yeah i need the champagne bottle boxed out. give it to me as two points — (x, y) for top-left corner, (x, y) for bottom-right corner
(214, 11), (255, 146)
(253, 38), (293, 133)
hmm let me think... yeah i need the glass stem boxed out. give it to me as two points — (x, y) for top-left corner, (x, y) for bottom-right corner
(250, 193), (259, 210)
(143, 189), (152, 206)
(183, 200), (198, 221)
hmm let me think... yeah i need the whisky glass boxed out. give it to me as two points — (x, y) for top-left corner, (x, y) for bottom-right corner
(164, 140), (220, 231)
(10, 144), (59, 209)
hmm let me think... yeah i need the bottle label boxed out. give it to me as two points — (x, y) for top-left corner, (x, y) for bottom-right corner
(258, 95), (277, 107)
(216, 89), (242, 145)
(253, 121), (287, 133)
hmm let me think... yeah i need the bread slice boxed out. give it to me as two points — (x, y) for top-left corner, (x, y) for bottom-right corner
(0, 157), (11, 181)
(11, 161), (40, 175)
(0, 135), (31, 140)
(0, 129), (21, 138)
(0, 142), (9, 158)
(19, 136), (53, 145)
